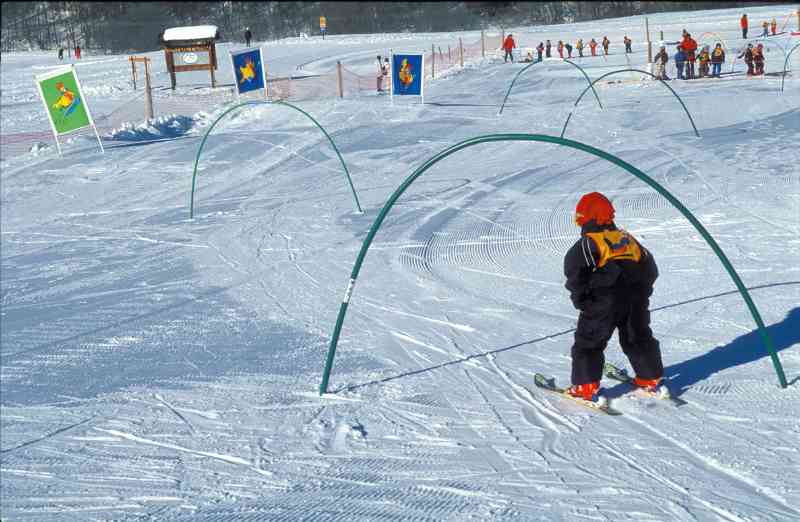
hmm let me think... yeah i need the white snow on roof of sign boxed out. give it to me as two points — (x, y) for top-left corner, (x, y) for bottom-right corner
(163, 25), (218, 41)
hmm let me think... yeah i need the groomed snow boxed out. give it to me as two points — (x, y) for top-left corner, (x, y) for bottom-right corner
(2, 4), (799, 521)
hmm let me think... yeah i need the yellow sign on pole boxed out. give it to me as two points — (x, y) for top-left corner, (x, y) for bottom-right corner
(320, 16), (327, 30)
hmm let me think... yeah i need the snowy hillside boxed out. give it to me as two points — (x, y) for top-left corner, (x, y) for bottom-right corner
(2, 5), (799, 521)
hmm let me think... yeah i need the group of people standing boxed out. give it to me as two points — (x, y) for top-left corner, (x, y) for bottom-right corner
(653, 30), (728, 81)
(57, 45), (81, 60)
(740, 14), (781, 39)
(509, 34), (633, 63)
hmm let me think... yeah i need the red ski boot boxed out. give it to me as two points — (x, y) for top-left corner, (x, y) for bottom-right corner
(567, 381), (600, 401)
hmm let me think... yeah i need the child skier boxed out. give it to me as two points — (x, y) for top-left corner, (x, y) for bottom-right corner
(624, 36), (632, 53)
(770, 17), (777, 35)
(674, 45), (687, 80)
(536, 42), (544, 62)
(503, 34), (516, 63)
(697, 46), (711, 78)
(710, 43), (725, 77)
(563, 192), (663, 401)
(753, 43), (765, 75)
(738, 43), (754, 76)
(589, 38), (598, 56)
(740, 13), (749, 39)
(558, 40), (564, 59)
(602, 36), (610, 55)
(545, 40), (552, 58)
(576, 39), (584, 57)
(565, 42), (573, 59)
(653, 45), (670, 80)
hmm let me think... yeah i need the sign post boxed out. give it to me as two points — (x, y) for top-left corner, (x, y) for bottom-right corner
(34, 65), (103, 155)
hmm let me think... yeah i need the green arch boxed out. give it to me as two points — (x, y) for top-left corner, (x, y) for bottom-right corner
(781, 42), (800, 92)
(189, 100), (362, 219)
(319, 133), (787, 395)
(498, 58), (602, 115)
(560, 68), (700, 139)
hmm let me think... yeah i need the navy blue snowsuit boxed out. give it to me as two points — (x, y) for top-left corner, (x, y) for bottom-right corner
(564, 221), (663, 385)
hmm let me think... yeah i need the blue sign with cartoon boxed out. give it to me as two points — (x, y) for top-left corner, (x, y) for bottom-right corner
(392, 54), (423, 96)
(232, 48), (265, 94)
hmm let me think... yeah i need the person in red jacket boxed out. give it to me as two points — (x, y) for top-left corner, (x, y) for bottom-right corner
(503, 34), (516, 63)
(558, 40), (564, 58)
(740, 13), (749, 39)
(681, 32), (697, 79)
(589, 38), (598, 56)
(563, 192), (663, 401)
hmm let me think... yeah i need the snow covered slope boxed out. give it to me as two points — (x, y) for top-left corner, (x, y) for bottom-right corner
(2, 5), (799, 521)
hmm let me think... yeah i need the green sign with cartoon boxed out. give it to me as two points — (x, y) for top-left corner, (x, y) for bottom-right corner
(36, 67), (93, 135)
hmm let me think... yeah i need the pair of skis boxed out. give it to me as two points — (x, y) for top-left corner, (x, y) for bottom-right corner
(534, 363), (686, 416)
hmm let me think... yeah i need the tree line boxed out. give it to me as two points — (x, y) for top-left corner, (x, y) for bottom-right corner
(1, 1), (792, 53)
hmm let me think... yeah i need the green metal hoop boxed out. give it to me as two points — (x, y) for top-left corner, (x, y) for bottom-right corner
(189, 100), (362, 219)
(319, 133), (786, 395)
(560, 68), (700, 139)
(498, 58), (602, 115)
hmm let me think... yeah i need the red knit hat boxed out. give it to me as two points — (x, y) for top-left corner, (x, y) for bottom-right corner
(575, 192), (615, 226)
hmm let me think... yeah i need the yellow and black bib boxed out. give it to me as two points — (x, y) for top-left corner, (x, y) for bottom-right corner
(585, 229), (642, 268)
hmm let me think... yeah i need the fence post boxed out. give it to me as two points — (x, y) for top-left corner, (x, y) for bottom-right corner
(660, 30), (664, 41)
(482, 30), (485, 58)
(646, 17), (653, 64)
(448, 45), (451, 61)
(130, 57), (137, 90)
(144, 58), (154, 120)
(264, 63), (271, 100)
(337, 60), (344, 98)
(459, 38), (464, 67)
(431, 44), (436, 79)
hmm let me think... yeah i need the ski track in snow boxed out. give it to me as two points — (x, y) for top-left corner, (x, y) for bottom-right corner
(2, 5), (800, 521)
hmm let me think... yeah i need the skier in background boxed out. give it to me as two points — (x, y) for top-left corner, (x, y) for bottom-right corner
(653, 45), (670, 79)
(740, 13), (749, 39)
(674, 45), (687, 80)
(710, 43), (725, 78)
(770, 17), (777, 35)
(75, 45), (81, 59)
(563, 192), (663, 401)
(376, 55), (389, 92)
(536, 42), (544, 62)
(681, 32), (697, 79)
(576, 38), (584, 57)
(503, 33), (516, 63)
(558, 40), (564, 59)
(565, 42), (573, 59)
(697, 45), (710, 78)
(738, 43), (754, 76)
(753, 43), (765, 75)
(58, 47), (64, 60)
(589, 38), (598, 56)
(602, 36), (610, 55)
(761, 21), (769, 37)
(624, 35), (632, 53)
(244, 27), (252, 46)
(545, 39), (552, 58)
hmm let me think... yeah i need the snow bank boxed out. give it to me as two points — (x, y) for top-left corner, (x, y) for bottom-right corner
(163, 25), (219, 42)
(107, 114), (196, 141)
